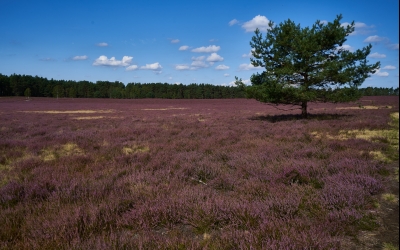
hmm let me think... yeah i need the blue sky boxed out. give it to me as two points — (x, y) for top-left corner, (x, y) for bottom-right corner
(0, 0), (398, 88)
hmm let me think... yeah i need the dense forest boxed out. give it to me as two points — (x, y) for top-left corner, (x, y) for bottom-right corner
(0, 73), (398, 99)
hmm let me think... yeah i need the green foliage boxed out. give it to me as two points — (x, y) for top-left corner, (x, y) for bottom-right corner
(244, 14), (380, 117)
(24, 88), (31, 99)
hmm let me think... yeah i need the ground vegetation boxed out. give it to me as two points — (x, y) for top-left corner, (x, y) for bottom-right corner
(0, 96), (398, 249)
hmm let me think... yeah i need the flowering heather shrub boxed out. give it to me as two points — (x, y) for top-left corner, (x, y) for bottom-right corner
(0, 96), (398, 249)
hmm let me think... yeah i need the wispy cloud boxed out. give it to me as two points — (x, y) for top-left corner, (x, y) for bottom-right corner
(40, 57), (56, 61)
(126, 65), (138, 71)
(368, 52), (386, 59)
(242, 15), (271, 32)
(382, 65), (396, 70)
(179, 45), (189, 51)
(170, 39), (180, 44)
(229, 19), (238, 26)
(175, 64), (190, 70)
(387, 43), (399, 50)
(363, 36), (398, 50)
(96, 42), (109, 47)
(73, 55), (88, 61)
(191, 45), (220, 53)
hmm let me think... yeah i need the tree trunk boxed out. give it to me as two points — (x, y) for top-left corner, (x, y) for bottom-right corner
(301, 101), (308, 119)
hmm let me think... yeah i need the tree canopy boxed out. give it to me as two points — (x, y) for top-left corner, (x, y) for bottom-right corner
(240, 14), (380, 118)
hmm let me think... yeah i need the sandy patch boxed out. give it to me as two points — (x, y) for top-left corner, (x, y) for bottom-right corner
(141, 107), (188, 111)
(20, 110), (115, 114)
(336, 106), (392, 110)
(71, 116), (121, 120)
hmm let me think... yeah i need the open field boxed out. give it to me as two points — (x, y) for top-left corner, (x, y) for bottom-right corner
(0, 96), (398, 249)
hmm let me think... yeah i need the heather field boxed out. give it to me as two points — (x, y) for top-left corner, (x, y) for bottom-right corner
(0, 96), (398, 249)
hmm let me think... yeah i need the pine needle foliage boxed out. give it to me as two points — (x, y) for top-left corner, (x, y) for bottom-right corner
(242, 14), (380, 118)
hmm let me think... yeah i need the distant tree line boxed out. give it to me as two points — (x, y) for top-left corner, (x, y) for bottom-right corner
(0, 73), (397, 99)
(0, 73), (245, 99)
(358, 86), (399, 96)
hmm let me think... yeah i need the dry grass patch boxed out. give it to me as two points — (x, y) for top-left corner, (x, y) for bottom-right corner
(369, 151), (392, 163)
(381, 193), (398, 204)
(122, 145), (150, 155)
(312, 112), (399, 164)
(382, 243), (399, 250)
(312, 122), (397, 144)
(339, 129), (394, 141)
(0, 126), (10, 132)
(41, 143), (84, 161)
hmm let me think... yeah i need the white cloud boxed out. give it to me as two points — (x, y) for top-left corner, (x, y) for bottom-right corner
(229, 19), (238, 26)
(368, 52), (386, 58)
(363, 37), (398, 50)
(171, 39), (180, 43)
(179, 45), (189, 51)
(238, 63), (262, 71)
(140, 62), (162, 71)
(337, 44), (354, 52)
(126, 65), (138, 71)
(73, 55), (88, 60)
(242, 15), (270, 32)
(96, 42), (109, 47)
(191, 60), (208, 69)
(190, 56), (208, 69)
(191, 45), (220, 53)
(227, 78), (251, 86)
(224, 73), (230, 77)
(215, 64), (229, 70)
(242, 49), (255, 58)
(93, 55), (133, 66)
(207, 53), (224, 63)
(374, 69), (389, 77)
(175, 64), (190, 70)
(341, 22), (374, 35)
(382, 65), (396, 70)
(363, 35), (386, 43)
(192, 56), (205, 61)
